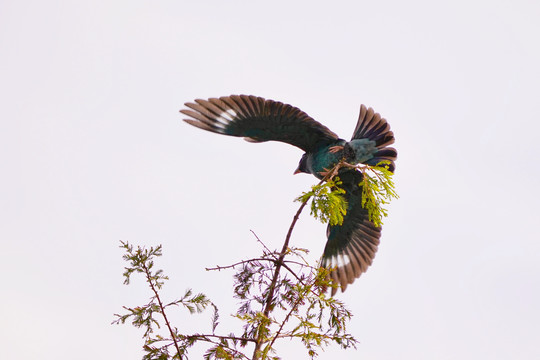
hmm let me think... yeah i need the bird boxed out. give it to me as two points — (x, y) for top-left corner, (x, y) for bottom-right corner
(180, 95), (397, 295)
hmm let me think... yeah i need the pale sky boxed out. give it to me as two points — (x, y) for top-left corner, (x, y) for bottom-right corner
(1, 1), (539, 359)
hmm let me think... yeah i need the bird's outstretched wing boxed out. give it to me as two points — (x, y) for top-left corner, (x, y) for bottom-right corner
(180, 95), (339, 153)
(321, 169), (381, 295)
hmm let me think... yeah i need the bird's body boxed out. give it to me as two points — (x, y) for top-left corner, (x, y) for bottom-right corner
(347, 139), (379, 164)
(300, 141), (346, 178)
(181, 95), (397, 295)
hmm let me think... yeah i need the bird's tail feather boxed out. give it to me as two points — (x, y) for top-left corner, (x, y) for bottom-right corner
(364, 147), (397, 172)
(352, 105), (397, 172)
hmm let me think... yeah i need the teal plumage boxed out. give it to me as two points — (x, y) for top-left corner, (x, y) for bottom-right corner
(181, 95), (397, 295)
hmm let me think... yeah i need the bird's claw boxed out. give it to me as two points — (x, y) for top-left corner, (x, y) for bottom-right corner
(319, 169), (329, 177)
(319, 168), (334, 177)
(328, 145), (344, 153)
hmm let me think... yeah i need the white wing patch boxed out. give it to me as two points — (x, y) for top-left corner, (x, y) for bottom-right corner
(330, 253), (351, 268)
(338, 253), (351, 267)
(219, 109), (237, 122)
(212, 120), (227, 130)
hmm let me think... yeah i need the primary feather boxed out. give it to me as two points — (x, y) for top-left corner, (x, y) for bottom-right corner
(322, 169), (381, 295)
(181, 95), (339, 153)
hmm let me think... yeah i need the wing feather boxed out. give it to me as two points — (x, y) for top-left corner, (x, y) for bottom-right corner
(181, 95), (339, 152)
(321, 169), (382, 295)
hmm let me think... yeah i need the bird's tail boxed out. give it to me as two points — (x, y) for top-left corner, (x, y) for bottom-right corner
(351, 105), (397, 172)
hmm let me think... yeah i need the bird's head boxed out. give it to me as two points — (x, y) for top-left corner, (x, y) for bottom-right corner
(294, 153), (310, 175)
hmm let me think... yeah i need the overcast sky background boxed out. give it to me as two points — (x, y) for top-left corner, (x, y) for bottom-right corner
(1, 0), (539, 359)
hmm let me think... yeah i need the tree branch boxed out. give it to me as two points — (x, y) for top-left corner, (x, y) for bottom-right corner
(251, 167), (338, 359)
(206, 258), (273, 271)
(141, 262), (183, 357)
(187, 333), (257, 343)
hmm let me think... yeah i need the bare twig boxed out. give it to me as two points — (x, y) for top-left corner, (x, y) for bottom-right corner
(206, 258), (271, 271)
(187, 333), (256, 343)
(251, 230), (278, 260)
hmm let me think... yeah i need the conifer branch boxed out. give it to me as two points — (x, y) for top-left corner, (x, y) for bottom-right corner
(252, 169), (337, 359)
(252, 196), (311, 359)
(141, 261), (183, 358)
(115, 158), (396, 359)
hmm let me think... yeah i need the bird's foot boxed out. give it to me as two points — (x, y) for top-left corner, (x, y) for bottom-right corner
(319, 168), (331, 177)
(319, 166), (341, 179)
(328, 145), (344, 153)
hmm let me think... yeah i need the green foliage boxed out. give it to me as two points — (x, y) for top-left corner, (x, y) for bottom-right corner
(115, 160), (397, 359)
(295, 161), (398, 228)
(115, 241), (357, 359)
(230, 246), (357, 359)
(358, 161), (399, 227)
(114, 241), (218, 359)
(296, 178), (348, 226)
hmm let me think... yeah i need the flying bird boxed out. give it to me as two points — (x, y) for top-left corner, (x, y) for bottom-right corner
(180, 95), (397, 295)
